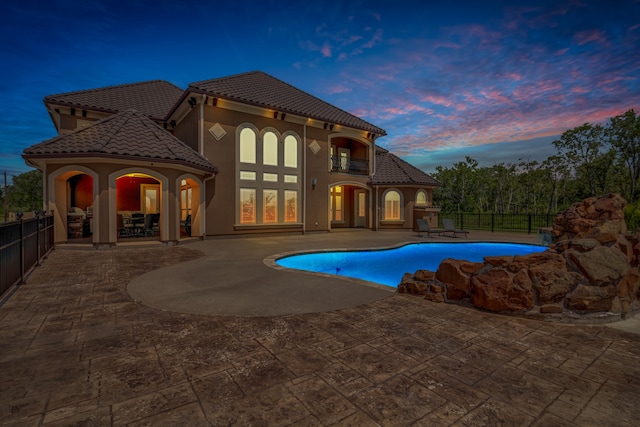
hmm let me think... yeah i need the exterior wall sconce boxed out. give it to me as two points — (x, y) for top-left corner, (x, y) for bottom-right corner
(311, 177), (317, 190)
(329, 124), (334, 131)
(323, 123), (328, 129)
(280, 113), (286, 120)
(188, 97), (197, 108)
(273, 111), (279, 119)
(170, 120), (176, 128)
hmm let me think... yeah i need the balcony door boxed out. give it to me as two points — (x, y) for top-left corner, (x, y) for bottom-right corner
(338, 148), (350, 172)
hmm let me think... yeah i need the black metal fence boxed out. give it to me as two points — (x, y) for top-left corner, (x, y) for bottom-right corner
(0, 212), (55, 297)
(438, 212), (556, 234)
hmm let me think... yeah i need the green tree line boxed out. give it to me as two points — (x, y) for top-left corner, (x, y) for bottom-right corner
(433, 109), (640, 217)
(1, 169), (43, 221)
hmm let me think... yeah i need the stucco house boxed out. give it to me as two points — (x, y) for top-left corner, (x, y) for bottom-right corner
(23, 71), (440, 246)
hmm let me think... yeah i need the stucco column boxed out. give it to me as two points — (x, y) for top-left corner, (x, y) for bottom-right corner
(96, 170), (113, 247)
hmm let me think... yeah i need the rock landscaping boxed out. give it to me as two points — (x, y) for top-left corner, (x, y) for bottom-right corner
(398, 193), (640, 322)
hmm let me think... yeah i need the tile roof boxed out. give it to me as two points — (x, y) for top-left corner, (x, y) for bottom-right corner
(370, 147), (440, 186)
(23, 110), (217, 174)
(44, 80), (183, 121)
(189, 71), (386, 135)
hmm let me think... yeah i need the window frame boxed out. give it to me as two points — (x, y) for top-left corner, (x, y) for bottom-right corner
(382, 188), (404, 222)
(235, 125), (302, 226)
(415, 189), (428, 206)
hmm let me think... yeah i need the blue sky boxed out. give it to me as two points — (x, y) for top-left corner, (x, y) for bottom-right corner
(1, 0), (639, 180)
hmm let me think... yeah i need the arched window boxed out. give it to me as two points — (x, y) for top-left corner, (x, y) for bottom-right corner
(263, 131), (278, 166)
(284, 135), (298, 168)
(240, 128), (256, 164)
(383, 190), (402, 220)
(237, 126), (301, 225)
(416, 189), (428, 206)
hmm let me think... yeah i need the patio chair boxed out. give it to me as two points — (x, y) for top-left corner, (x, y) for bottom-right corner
(442, 218), (469, 238)
(416, 218), (443, 238)
(151, 213), (160, 235)
(117, 214), (133, 238)
(138, 214), (155, 237)
(181, 214), (192, 236)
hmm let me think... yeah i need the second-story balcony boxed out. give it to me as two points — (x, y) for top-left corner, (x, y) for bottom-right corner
(331, 156), (369, 175)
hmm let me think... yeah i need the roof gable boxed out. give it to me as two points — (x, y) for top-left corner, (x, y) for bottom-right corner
(23, 110), (217, 173)
(370, 147), (440, 186)
(189, 71), (386, 135)
(44, 80), (183, 121)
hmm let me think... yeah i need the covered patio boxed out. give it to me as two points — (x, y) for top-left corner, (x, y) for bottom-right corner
(22, 110), (217, 247)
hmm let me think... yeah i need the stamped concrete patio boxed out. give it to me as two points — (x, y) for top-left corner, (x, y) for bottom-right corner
(1, 230), (639, 425)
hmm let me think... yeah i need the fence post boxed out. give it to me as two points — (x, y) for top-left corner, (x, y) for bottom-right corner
(17, 212), (24, 285)
(35, 211), (42, 265)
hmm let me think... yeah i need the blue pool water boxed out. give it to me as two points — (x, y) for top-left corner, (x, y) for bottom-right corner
(276, 242), (546, 287)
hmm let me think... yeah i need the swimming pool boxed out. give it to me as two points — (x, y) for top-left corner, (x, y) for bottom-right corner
(276, 242), (546, 287)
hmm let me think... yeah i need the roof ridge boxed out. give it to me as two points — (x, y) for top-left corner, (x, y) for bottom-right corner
(189, 71), (385, 134)
(189, 70), (261, 88)
(44, 80), (180, 101)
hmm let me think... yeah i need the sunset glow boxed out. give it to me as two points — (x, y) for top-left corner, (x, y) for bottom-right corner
(1, 0), (638, 176)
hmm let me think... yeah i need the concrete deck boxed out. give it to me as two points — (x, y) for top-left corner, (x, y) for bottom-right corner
(1, 230), (638, 425)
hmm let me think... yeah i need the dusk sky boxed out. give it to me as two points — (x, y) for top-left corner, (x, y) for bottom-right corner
(1, 0), (639, 180)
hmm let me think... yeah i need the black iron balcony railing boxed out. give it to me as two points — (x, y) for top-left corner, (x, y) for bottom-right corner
(330, 156), (369, 175)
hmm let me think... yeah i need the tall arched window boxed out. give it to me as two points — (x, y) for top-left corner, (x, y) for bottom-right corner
(416, 189), (428, 206)
(239, 128), (256, 164)
(284, 135), (297, 168)
(263, 132), (278, 166)
(237, 126), (301, 225)
(383, 189), (402, 220)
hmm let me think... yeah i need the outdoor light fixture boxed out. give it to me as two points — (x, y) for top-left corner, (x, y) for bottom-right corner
(323, 123), (328, 129)
(170, 120), (176, 128)
(211, 98), (218, 106)
(280, 113), (286, 120)
(329, 124), (334, 131)
(273, 111), (279, 119)
(188, 97), (197, 108)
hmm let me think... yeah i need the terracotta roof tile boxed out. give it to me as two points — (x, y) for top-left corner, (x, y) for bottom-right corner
(23, 110), (217, 174)
(370, 147), (440, 186)
(190, 71), (386, 135)
(44, 80), (183, 120)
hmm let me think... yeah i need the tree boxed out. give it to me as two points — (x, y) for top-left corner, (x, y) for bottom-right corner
(541, 155), (570, 214)
(552, 123), (610, 198)
(489, 163), (517, 214)
(8, 170), (43, 213)
(434, 156), (478, 214)
(607, 109), (640, 202)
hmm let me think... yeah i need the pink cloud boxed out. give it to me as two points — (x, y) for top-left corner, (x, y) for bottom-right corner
(321, 42), (332, 57)
(571, 87), (590, 93)
(362, 28), (383, 49)
(574, 29), (608, 46)
(419, 94), (454, 108)
(326, 85), (351, 94)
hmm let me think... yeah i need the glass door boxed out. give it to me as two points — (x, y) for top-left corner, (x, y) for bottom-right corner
(355, 189), (366, 227)
(141, 184), (160, 213)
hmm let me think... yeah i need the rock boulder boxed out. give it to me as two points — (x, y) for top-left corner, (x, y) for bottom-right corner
(398, 193), (640, 321)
